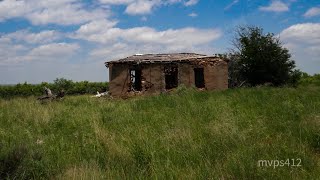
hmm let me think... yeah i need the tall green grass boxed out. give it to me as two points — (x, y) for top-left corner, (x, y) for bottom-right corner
(0, 86), (320, 179)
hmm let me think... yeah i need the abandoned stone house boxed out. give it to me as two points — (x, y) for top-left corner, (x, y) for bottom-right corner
(105, 53), (228, 97)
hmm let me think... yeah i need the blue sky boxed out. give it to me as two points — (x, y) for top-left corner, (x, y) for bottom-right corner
(0, 0), (319, 84)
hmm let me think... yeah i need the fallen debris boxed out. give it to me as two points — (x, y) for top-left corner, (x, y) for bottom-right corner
(92, 91), (108, 98)
(37, 87), (65, 102)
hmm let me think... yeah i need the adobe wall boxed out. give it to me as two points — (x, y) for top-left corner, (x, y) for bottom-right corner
(141, 64), (164, 95)
(108, 60), (228, 97)
(108, 64), (129, 96)
(204, 61), (228, 90)
(178, 63), (194, 88)
(178, 61), (228, 90)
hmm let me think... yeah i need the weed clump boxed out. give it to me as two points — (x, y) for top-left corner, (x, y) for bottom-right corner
(0, 144), (28, 179)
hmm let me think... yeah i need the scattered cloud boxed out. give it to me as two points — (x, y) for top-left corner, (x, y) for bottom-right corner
(70, 18), (222, 62)
(0, 0), (110, 25)
(304, 7), (320, 18)
(74, 19), (117, 36)
(90, 43), (136, 60)
(0, 0), (211, 75)
(280, 23), (320, 65)
(259, 1), (289, 12)
(280, 23), (320, 44)
(90, 42), (217, 62)
(26, 43), (80, 61)
(0, 36), (27, 66)
(184, 0), (199, 6)
(0, 36), (79, 66)
(125, 0), (157, 15)
(99, 0), (134, 5)
(98, 0), (199, 15)
(27, 6), (107, 26)
(72, 20), (222, 48)
(84, 26), (222, 62)
(188, 12), (198, 17)
(5, 30), (61, 44)
(224, 0), (239, 11)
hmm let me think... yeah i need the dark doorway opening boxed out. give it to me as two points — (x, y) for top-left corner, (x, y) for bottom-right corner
(194, 68), (205, 88)
(130, 69), (142, 91)
(165, 66), (178, 90)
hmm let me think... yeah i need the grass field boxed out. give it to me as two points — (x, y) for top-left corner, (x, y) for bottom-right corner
(1, 86), (320, 179)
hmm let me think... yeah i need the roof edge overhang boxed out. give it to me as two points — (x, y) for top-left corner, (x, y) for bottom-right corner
(105, 56), (229, 68)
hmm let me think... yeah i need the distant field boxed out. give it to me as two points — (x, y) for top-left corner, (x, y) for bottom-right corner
(0, 86), (320, 179)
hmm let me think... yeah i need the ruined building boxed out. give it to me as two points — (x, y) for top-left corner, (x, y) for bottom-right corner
(105, 53), (228, 97)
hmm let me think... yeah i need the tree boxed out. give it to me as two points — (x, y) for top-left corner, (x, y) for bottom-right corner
(53, 78), (74, 92)
(227, 53), (246, 88)
(232, 26), (298, 86)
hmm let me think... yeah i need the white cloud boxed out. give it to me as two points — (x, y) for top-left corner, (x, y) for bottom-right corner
(0, 38), (79, 66)
(125, 0), (157, 15)
(224, 0), (239, 11)
(75, 19), (117, 36)
(280, 23), (320, 72)
(188, 12), (198, 17)
(99, 0), (198, 15)
(72, 20), (222, 47)
(0, 0), (212, 83)
(5, 30), (61, 44)
(90, 42), (217, 63)
(72, 20), (222, 62)
(99, 0), (134, 4)
(0, 29), (67, 66)
(0, 37), (103, 84)
(305, 46), (320, 57)
(0, 0), (110, 25)
(280, 23), (320, 44)
(259, 1), (289, 12)
(99, 0), (162, 15)
(122, 27), (222, 46)
(184, 0), (199, 6)
(27, 5), (107, 25)
(73, 18), (222, 62)
(90, 43), (134, 59)
(0, 0), (30, 21)
(26, 43), (80, 61)
(0, 36), (27, 65)
(304, 7), (320, 18)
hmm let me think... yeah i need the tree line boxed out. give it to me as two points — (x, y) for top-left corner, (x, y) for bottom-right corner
(0, 78), (108, 98)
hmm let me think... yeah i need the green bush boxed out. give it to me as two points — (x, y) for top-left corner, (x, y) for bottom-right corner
(0, 78), (108, 98)
(299, 73), (320, 86)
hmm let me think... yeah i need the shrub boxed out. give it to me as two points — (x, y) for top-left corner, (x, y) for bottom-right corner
(0, 78), (109, 98)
